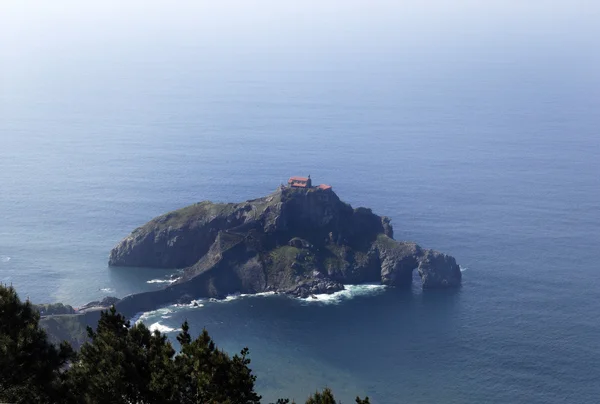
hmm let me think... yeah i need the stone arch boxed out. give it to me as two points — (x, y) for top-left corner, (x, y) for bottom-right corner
(379, 245), (461, 289)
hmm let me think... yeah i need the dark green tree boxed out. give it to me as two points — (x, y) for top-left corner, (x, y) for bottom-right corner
(0, 284), (73, 404)
(66, 306), (177, 404)
(68, 310), (260, 404)
(1, 284), (367, 404)
(304, 387), (370, 404)
(174, 321), (262, 404)
(305, 388), (337, 404)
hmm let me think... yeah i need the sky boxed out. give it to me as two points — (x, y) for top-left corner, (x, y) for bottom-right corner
(2, 1), (599, 59)
(1, 1), (598, 105)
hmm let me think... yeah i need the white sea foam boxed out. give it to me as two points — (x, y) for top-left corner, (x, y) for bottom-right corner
(132, 286), (380, 328)
(249, 291), (277, 298)
(130, 312), (144, 324)
(0, 256), (11, 263)
(133, 307), (186, 333)
(99, 287), (115, 293)
(189, 300), (205, 308)
(147, 277), (180, 284)
(300, 284), (387, 305)
(174, 299), (205, 308)
(134, 307), (174, 324)
(460, 266), (468, 272)
(223, 292), (276, 303)
(208, 291), (277, 303)
(133, 291), (277, 328)
(148, 322), (181, 333)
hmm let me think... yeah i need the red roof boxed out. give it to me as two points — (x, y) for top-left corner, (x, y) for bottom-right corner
(289, 176), (309, 182)
(291, 182), (309, 188)
(317, 184), (332, 190)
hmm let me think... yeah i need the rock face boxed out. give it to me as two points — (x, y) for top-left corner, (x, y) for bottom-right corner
(107, 186), (460, 318)
(34, 303), (77, 316)
(78, 296), (121, 312)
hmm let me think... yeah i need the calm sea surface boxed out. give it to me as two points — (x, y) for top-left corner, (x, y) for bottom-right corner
(1, 2), (599, 403)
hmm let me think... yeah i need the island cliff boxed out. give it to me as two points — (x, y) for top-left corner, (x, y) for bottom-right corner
(108, 186), (461, 318)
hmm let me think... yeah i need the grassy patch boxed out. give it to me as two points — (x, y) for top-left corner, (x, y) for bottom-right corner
(145, 201), (240, 230)
(214, 231), (245, 252)
(375, 233), (397, 249)
(269, 246), (300, 268)
(352, 250), (369, 266)
(265, 245), (318, 286)
(322, 244), (346, 271)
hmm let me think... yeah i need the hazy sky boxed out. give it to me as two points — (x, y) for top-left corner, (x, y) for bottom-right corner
(2, 1), (598, 59)
(1, 1), (598, 101)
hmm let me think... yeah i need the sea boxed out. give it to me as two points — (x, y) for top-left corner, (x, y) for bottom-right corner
(1, 2), (599, 403)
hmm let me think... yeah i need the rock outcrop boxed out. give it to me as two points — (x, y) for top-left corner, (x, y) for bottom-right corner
(106, 186), (460, 318)
(34, 302), (77, 316)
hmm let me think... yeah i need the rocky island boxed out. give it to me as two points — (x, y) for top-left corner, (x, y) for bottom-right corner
(110, 177), (461, 316)
(39, 178), (461, 345)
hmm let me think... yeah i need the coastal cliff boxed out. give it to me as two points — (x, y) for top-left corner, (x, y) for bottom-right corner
(108, 186), (460, 317)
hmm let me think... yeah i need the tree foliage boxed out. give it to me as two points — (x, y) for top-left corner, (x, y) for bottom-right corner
(0, 284), (73, 403)
(63, 308), (261, 404)
(66, 306), (177, 403)
(1, 284), (369, 404)
(305, 387), (370, 404)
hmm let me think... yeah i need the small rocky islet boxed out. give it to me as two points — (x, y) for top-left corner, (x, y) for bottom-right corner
(40, 177), (461, 345)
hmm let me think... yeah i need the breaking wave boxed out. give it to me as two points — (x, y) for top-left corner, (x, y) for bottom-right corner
(132, 285), (386, 327)
(210, 291), (277, 303)
(147, 277), (179, 284)
(0, 256), (11, 263)
(299, 284), (387, 305)
(460, 266), (468, 272)
(99, 287), (115, 293)
(148, 322), (181, 333)
(133, 307), (174, 324)
(174, 299), (205, 308)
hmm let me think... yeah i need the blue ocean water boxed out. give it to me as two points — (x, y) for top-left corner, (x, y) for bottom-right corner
(1, 2), (600, 403)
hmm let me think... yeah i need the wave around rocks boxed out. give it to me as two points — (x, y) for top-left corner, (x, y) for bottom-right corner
(148, 321), (181, 333)
(132, 284), (387, 328)
(299, 284), (387, 305)
(146, 278), (180, 284)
